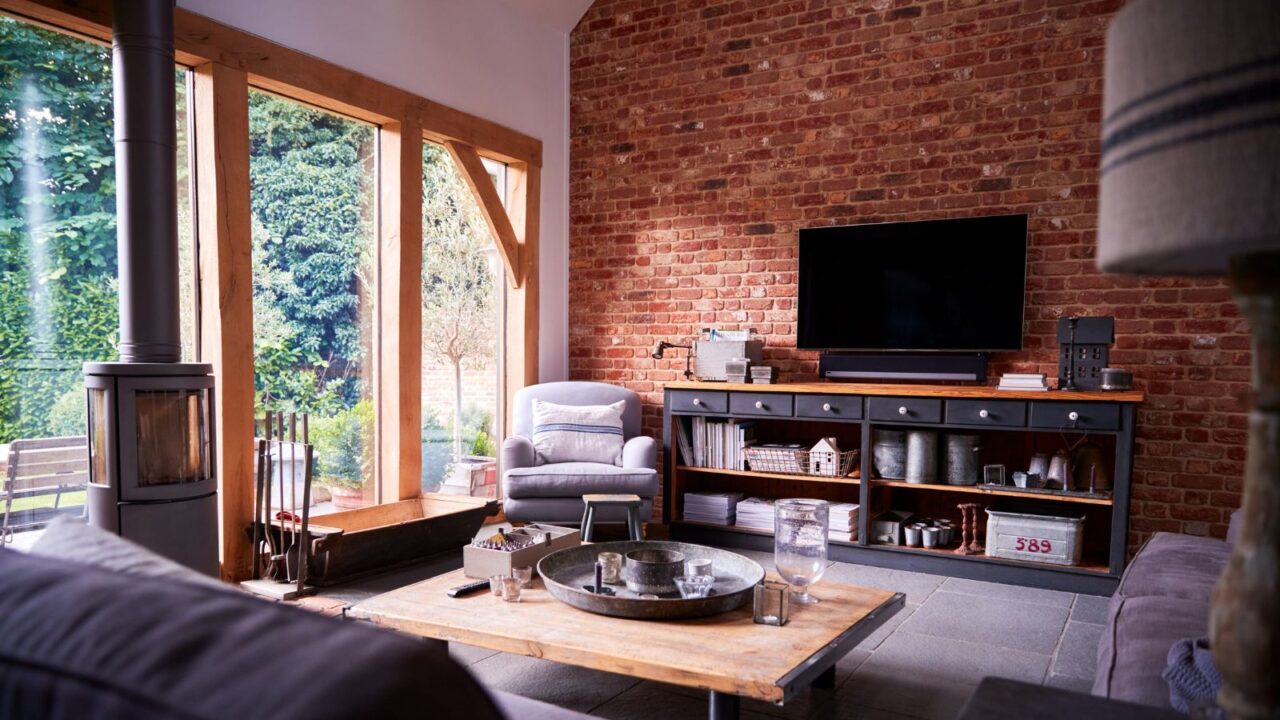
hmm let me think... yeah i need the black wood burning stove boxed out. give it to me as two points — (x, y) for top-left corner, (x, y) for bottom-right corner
(85, 363), (218, 575)
(83, 0), (219, 575)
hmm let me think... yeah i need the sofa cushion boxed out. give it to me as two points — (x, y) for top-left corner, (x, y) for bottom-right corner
(504, 497), (654, 525)
(505, 462), (658, 499)
(531, 399), (626, 466)
(1093, 593), (1209, 709)
(0, 549), (502, 720)
(1114, 532), (1229, 604)
(27, 517), (227, 592)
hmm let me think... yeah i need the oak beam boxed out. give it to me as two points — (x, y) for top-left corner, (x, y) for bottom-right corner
(193, 62), (255, 582)
(502, 162), (540, 432)
(444, 140), (522, 289)
(378, 117), (424, 503)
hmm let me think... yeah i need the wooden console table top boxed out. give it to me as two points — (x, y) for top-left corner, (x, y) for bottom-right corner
(348, 567), (903, 705)
(665, 380), (1144, 403)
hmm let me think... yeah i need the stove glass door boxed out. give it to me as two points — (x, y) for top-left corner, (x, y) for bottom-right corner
(134, 388), (212, 487)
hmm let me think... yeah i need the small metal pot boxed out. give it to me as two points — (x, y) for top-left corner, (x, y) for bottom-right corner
(621, 548), (686, 595)
(922, 527), (941, 549)
(904, 524), (924, 547)
(937, 525), (954, 546)
(873, 430), (907, 480)
(905, 431), (938, 484)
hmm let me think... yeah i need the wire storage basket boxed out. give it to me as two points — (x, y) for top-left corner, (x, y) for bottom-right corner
(744, 447), (859, 477)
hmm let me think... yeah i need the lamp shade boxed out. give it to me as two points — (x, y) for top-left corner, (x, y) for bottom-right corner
(1097, 0), (1280, 275)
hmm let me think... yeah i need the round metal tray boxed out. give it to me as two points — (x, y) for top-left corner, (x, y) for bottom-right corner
(537, 540), (765, 620)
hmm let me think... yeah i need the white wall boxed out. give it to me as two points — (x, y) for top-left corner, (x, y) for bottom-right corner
(176, 0), (570, 382)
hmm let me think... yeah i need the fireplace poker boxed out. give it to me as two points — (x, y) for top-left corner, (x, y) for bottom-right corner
(297, 439), (313, 596)
(251, 438), (267, 579)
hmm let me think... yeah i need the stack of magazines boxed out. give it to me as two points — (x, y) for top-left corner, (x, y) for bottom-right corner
(735, 497), (776, 532)
(682, 492), (744, 526)
(829, 502), (859, 543)
(997, 372), (1048, 391)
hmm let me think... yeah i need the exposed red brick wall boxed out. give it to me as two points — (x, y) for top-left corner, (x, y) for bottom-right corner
(568, 0), (1250, 553)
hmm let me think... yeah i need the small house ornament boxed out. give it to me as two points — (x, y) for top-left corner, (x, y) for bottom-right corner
(809, 437), (841, 477)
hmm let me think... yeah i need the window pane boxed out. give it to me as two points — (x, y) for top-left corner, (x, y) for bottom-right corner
(176, 70), (196, 362)
(421, 142), (503, 499)
(248, 90), (377, 514)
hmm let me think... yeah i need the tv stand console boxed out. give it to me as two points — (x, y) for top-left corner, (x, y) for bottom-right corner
(662, 381), (1142, 595)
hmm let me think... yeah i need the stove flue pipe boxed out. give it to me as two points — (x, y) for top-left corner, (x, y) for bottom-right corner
(113, 0), (180, 363)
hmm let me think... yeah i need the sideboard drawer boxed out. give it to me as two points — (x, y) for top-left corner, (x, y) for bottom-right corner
(796, 394), (863, 420)
(729, 392), (794, 417)
(945, 399), (1027, 427)
(1029, 402), (1121, 431)
(669, 390), (727, 414)
(867, 397), (943, 424)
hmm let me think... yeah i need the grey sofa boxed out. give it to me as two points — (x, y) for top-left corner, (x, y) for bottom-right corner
(502, 381), (658, 524)
(0, 523), (591, 720)
(1093, 513), (1239, 710)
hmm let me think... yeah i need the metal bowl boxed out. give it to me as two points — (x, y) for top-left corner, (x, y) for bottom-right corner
(537, 541), (765, 620)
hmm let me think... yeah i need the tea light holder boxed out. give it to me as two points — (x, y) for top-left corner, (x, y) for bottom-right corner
(753, 580), (790, 626)
(500, 576), (523, 602)
(512, 565), (534, 588)
(685, 558), (713, 577)
(597, 552), (622, 584)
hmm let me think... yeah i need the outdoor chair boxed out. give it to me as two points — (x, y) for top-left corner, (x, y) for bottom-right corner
(1, 436), (90, 543)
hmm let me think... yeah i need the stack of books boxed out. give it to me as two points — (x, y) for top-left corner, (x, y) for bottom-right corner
(829, 502), (859, 543)
(997, 372), (1049, 391)
(682, 492), (744, 526)
(679, 417), (757, 470)
(735, 497), (777, 532)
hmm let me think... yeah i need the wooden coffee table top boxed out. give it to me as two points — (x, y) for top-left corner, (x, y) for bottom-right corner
(348, 567), (902, 704)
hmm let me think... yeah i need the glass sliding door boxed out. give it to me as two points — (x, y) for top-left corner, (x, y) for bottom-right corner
(248, 90), (378, 514)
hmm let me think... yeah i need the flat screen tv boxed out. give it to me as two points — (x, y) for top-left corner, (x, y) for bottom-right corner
(797, 214), (1028, 352)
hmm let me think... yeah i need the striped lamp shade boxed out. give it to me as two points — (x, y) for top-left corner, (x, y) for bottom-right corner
(1097, 0), (1280, 275)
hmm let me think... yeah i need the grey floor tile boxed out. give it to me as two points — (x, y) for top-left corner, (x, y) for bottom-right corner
(901, 591), (1069, 655)
(865, 631), (1050, 687)
(1045, 672), (1094, 693)
(822, 701), (933, 720)
(822, 563), (944, 605)
(591, 682), (776, 720)
(938, 577), (1074, 608)
(841, 669), (975, 720)
(1051, 621), (1104, 680)
(1070, 594), (1111, 625)
(469, 653), (639, 712)
(860, 603), (917, 651)
(450, 642), (498, 667)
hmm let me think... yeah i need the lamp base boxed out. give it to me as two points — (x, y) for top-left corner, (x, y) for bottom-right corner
(1211, 250), (1280, 720)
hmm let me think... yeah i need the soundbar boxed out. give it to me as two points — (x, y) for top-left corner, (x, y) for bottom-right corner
(818, 353), (987, 383)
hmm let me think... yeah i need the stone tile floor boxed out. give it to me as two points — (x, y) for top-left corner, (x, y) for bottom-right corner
(324, 547), (1106, 720)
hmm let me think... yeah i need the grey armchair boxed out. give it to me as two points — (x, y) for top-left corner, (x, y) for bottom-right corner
(502, 382), (658, 525)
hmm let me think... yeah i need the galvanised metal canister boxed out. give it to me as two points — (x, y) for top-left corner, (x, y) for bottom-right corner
(872, 429), (906, 480)
(943, 433), (981, 486)
(904, 430), (938, 484)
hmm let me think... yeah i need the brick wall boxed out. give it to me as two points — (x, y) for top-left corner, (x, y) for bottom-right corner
(568, 0), (1251, 552)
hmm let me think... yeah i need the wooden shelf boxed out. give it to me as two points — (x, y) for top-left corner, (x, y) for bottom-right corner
(872, 542), (1112, 576)
(670, 520), (1111, 575)
(869, 479), (1112, 506)
(677, 465), (860, 485)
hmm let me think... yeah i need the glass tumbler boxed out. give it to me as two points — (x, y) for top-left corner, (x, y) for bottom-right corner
(774, 498), (829, 604)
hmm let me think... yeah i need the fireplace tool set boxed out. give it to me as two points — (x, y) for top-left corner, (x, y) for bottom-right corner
(244, 411), (314, 600)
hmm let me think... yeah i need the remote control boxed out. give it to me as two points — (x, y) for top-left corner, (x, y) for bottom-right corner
(447, 579), (490, 598)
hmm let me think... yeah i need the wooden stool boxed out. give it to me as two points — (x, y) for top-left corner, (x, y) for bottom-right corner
(580, 494), (644, 542)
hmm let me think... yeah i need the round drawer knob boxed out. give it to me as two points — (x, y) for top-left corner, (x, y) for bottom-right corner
(755, 401), (764, 409)
(823, 403), (832, 412)
(692, 398), (702, 406)
(979, 409), (990, 419)
(898, 406), (908, 415)
(1068, 411), (1080, 422)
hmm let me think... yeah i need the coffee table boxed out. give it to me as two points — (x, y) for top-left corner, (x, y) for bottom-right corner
(348, 568), (903, 719)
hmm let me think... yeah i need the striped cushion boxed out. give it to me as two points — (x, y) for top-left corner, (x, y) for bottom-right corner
(531, 399), (625, 466)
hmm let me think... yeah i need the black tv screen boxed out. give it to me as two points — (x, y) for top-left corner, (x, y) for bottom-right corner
(797, 214), (1028, 352)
